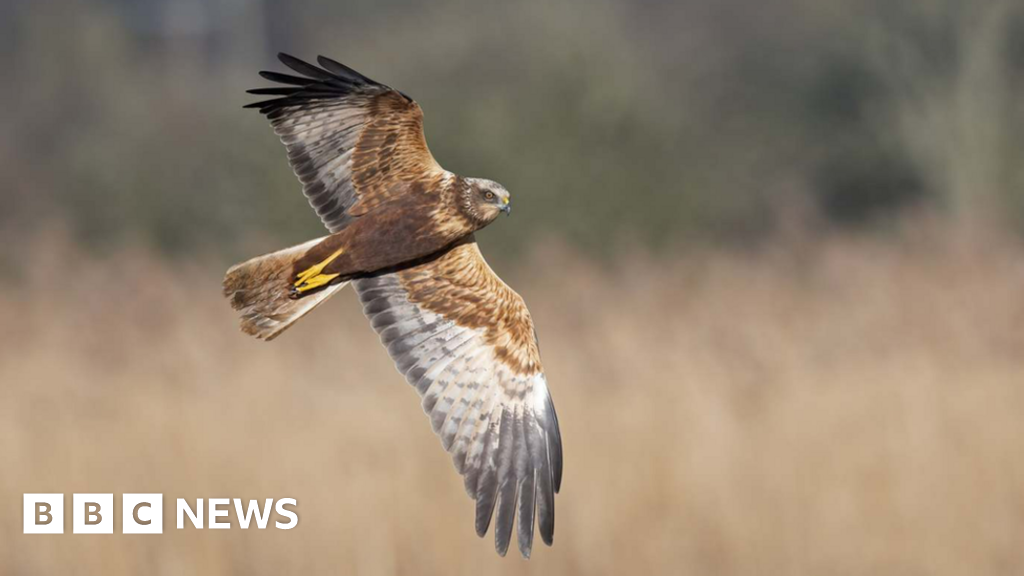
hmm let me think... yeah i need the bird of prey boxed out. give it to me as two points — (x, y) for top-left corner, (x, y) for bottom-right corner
(223, 53), (563, 558)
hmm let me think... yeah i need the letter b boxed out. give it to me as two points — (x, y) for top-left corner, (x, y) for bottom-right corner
(37, 502), (52, 525)
(85, 502), (102, 525)
(24, 494), (63, 534)
(73, 494), (113, 534)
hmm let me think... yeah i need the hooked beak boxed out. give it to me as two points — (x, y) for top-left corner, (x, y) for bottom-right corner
(501, 197), (511, 216)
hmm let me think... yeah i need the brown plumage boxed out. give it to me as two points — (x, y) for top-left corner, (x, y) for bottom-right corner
(224, 54), (562, 558)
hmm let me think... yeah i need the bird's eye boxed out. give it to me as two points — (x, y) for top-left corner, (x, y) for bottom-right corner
(484, 191), (495, 200)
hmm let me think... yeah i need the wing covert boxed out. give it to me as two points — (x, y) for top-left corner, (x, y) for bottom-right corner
(353, 238), (563, 557)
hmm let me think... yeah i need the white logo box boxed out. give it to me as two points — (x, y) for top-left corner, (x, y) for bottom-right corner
(23, 494), (164, 534)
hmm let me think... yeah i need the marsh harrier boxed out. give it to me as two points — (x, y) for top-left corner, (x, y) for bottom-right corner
(223, 54), (563, 558)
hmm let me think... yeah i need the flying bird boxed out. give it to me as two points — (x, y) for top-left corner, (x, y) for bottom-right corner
(223, 53), (563, 558)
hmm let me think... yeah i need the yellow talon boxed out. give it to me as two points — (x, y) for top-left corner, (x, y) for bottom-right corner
(293, 247), (345, 294)
(294, 271), (341, 294)
(296, 247), (344, 282)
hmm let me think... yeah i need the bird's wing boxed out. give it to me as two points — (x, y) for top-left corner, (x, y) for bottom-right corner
(353, 237), (563, 558)
(246, 53), (446, 233)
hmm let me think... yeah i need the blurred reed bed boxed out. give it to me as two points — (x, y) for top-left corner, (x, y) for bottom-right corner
(1, 226), (1023, 575)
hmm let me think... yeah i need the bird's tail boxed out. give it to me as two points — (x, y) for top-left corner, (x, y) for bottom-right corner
(223, 236), (349, 341)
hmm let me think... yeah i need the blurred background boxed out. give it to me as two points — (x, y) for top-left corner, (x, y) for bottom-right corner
(2, 0), (1024, 573)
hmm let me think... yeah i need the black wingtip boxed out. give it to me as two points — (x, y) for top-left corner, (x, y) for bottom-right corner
(258, 70), (316, 86)
(277, 53), (336, 81)
(245, 53), (405, 113)
(246, 87), (295, 96)
(277, 52), (300, 68)
(496, 538), (511, 557)
(548, 396), (564, 494)
(316, 54), (374, 84)
(316, 54), (344, 70)
(475, 487), (497, 538)
(518, 525), (534, 558)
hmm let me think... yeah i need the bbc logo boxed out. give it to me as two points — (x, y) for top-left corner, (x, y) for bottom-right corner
(24, 494), (297, 533)
(24, 494), (163, 534)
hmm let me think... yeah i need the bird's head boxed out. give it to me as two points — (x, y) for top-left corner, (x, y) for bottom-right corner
(460, 177), (512, 227)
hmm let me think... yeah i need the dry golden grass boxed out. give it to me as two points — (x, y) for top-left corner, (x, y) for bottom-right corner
(2, 228), (1024, 575)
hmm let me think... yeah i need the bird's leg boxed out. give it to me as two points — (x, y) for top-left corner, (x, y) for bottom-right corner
(292, 247), (345, 296)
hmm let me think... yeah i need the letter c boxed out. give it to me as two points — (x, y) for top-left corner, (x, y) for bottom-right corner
(133, 502), (151, 525)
